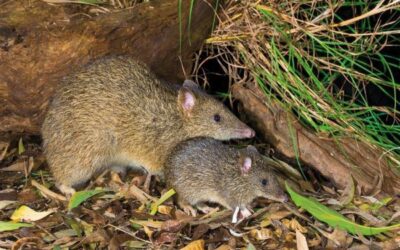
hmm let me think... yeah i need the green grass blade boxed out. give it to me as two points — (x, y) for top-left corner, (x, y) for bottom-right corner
(286, 183), (400, 235)
(150, 188), (176, 215)
(68, 189), (107, 211)
(0, 221), (33, 232)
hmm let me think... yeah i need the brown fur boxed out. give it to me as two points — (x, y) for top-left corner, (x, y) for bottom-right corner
(41, 56), (254, 193)
(165, 138), (287, 211)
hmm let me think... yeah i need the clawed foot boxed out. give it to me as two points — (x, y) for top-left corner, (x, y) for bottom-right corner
(58, 184), (76, 199)
(178, 200), (197, 217)
(196, 203), (217, 214)
(181, 204), (197, 217)
(111, 166), (127, 179)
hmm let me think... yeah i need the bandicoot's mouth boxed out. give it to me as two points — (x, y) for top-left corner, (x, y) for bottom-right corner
(234, 128), (256, 138)
(264, 193), (289, 203)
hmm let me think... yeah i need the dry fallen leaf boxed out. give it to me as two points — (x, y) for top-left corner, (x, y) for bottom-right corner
(130, 220), (163, 229)
(11, 205), (55, 222)
(0, 200), (16, 210)
(192, 224), (210, 240)
(24, 156), (34, 177)
(325, 228), (351, 248)
(282, 218), (308, 233)
(143, 225), (153, 239)
(31, 179), (67, 201)
(296, 230), (309, 250)
(0, 160), (26, 172)
(250, 228), (273, 241)
(155, 232), (177, 245)
(120, 183), (156, 203)
(161, 220), (185, 232)
(215, 245), (233, 250)
(181, 239), (205, 250)
(260, 210), (292, 227)
(307, 234), (322, 247)
(158, 205), (172, 215)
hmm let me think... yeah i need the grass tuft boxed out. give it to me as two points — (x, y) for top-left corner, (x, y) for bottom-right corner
(199, 0), (400, 168)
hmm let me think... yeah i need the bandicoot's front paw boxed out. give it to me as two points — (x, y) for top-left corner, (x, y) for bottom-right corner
(182, 204), (197, 217)
(196, 203), (217, 214)
(58, 184), (76, 197)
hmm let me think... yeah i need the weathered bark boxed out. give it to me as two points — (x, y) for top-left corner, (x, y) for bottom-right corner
(0, 0), (217, 133)
(233, 83), (400, 195)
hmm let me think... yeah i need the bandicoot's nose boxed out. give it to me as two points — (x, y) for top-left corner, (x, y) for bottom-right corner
(243, 128), (256, 138)
(281, 194), (289, 203)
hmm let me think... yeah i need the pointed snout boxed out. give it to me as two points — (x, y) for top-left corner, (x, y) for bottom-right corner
(279, 194), (289, 203)
(235, 127), (256, 138)
(266, 193), (289, 203)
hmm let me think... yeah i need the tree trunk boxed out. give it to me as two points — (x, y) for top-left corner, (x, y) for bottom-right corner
(232, 83), (400, 195)
(0, 0), (217, 133)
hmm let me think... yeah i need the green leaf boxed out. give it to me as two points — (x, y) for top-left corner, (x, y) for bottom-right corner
(18, 138), (25, 155)
(65, 217), (83, 237)
(286, 183), (400, 235)
(68, 189), (106, 211)
(246, 243), (257, 250)
(150, 188), (176, 215)
(52, 245), (61, 250)
(0, 221), (33, 232)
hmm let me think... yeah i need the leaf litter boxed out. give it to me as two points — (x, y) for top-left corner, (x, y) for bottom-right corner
(0, 137), (399, 249)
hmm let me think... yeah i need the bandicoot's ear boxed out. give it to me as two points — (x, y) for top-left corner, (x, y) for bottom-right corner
(183, 79), (199, 90)
(246, 145), (258, 155)
(240, 156), (252, 176)
(178, 86), (196, 115)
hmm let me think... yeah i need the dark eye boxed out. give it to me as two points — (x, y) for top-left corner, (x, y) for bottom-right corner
(213, 114), (221, 122)
(261, 179), (268, 186)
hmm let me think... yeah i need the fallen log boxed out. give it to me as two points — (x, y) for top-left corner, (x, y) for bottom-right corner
(233, 82), (400, 195)
(0, 0), (217, 133)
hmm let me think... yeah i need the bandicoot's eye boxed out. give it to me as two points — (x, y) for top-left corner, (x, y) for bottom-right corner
(261, 179), (268, 186)
(213, 114), (221, 122)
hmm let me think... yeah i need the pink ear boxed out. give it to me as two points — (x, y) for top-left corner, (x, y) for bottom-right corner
(241, 157), (252, 175)
(182, 91), (195, 112)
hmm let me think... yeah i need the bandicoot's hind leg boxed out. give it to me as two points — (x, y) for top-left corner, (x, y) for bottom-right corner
(48, 133), (116, 196)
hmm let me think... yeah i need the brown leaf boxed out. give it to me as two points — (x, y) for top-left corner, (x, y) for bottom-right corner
(80, 207), (107, 225)
(215, 245), (233, 250)
(0, 189), (17, 201)
(24, 156), (34, 177)
(260, 210), (292, 227)
(161, 220), (185, 232)
(154, 232), (177, 245)
(120, 182), (156, 203)
(282, 219), (308, 233)
(192, 224), (210, 240)
(0, 160), (26, 172)
(81, 229), (110, 246)
(307, 234), (322, 248)
(325, 228), (351, 248)
(180, 239), (205, 250)
(250, 228), (273, 241)
(17, 188), (40, 204)
(176, 210), (195, 222)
